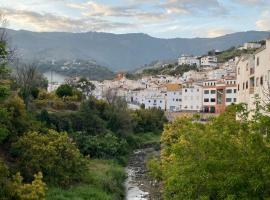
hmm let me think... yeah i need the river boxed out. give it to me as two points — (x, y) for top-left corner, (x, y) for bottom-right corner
(125, 146), (161, 200)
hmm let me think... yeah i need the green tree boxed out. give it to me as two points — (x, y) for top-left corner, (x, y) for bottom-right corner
(12, 130), (87, 186)
(55, 84), (73, 98)
(156, 106), (270, 200)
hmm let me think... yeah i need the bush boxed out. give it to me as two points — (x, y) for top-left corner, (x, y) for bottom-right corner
(11, 172), (46, 200)
(55, 84), (73, 98)
(0, 158), (10, 199)
(12, 130), (87, 186)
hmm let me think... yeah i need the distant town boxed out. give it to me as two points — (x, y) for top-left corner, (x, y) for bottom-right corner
(47, 39), (270, 116)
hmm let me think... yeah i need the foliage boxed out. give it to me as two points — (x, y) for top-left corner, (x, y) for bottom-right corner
(0, 158), (10, 199)
(153, 105), (270, 200)
(46, 159), (125, 200)
(133, 108), (168, 133)
(11, 172), (46, 200)
(55, 84), (73, 98)
(12, 130), (87, 186)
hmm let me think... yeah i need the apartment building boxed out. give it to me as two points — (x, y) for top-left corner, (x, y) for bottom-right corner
(178, 55), (200, 66)
(182, 83), (203, 112)
(203, 78), (237, 113)
(200, 55), (218, 68)
(237, 38), (270, 112)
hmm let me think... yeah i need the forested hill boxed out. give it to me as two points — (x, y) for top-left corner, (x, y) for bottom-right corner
(7, 29), (270, 71)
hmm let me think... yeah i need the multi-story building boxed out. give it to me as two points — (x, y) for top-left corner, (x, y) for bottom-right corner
(165, 83), (182, 112)
(200, 55), (218, 68)
(237, 38), (270, 113)
(178, 55), (200, 66)
(182, 83), (203, 112)
(144, 94), (166, 110)
(203, 78), (237, 113)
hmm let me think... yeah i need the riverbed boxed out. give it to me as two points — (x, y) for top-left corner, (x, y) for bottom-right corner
(125, 147), (161, 200)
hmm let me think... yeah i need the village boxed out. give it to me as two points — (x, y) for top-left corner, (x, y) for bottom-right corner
(47, 38), (270, 117)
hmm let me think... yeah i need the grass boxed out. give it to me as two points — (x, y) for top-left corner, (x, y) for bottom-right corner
(132, 132), (161, 148)
(46, 159), (126, 200)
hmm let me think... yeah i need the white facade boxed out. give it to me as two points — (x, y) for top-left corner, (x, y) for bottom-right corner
(166, 90), (182, 112)
(237, 38), (270, 113)
(144, 94), (166, 110)
(182, 84), (203, 112)
(200, 56), (218, 67)
(178, 55), (200, 66)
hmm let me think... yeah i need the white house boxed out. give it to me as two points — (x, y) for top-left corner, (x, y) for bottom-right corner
(182, 83), (203, 112)
(238, 42), (262, 50)
(178, 55), (200, 66)
(200, 55), (218, 67)
(144, 93), (166, 110)
(165, 83), (182, 112)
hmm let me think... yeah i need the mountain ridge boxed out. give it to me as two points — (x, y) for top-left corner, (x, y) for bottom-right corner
(6, 29), (270, 71)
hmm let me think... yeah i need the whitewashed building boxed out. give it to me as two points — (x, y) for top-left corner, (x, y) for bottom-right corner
(165, 83), (182, 112)
(178, 55), (200, 66)
(182, 83), (203, 112)
(200, 55), (218, 68)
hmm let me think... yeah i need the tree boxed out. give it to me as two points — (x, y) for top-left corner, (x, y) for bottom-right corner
(12, 130), (87, 186)
(156, 106), (270, 200)
(55, 84), (73, 98)
(15, 63), (46, 109)
(75, 77), (95, 99)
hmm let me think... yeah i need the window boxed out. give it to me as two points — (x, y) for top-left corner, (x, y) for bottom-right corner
(185, 89), (187, 92)
(176, 99), (178, 101)
(238, 68), (240, 75)
(174, 92), (176, 95)
(234, 98), (237, 102)
(211, 90), (216, 94)
(234, 89), (237, 93)
(160, 101), (162, 103)
(173, 98), (175, 101)
(246, 81), (248, 89)
(257, 57), (260, 66)
(226, 98), (232, 102)
(256, 77), (259, 87)
(148, 100), (151, 103)
(204, 90), (209, 94)
(226, 89), (232, 93)
(211, 98), (216, 102)
(260, 76), (264, 85)
(204, 98), (209, 102)
(243, 83), (245, 90)
(238, 84), (240, 91)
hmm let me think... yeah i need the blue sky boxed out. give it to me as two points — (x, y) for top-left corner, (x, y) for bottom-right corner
(0, 0), (270, 38)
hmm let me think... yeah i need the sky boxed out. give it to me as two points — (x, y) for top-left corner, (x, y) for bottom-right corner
(0, 0), (270, 38)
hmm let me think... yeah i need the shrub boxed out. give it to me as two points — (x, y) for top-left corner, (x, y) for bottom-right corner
(55, 84), (73, 98)
(11, 172), (46, 200)
(12, 130), (87, 186)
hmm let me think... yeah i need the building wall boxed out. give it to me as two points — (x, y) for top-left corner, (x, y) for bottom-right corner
(166, 91), (182, 111)
(182, 85), (203, 111)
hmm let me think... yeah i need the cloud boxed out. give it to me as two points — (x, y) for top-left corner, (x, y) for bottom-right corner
(161, 0), (227, 16)
(1, 7), (134, 32)
(256, 11), (270, 31)
(206, 28), (233, 37)
(67, 1), (167, 22)
(235, 0), (270, 5)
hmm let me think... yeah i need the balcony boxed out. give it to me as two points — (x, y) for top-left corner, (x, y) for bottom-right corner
(249, 87), (255, 94)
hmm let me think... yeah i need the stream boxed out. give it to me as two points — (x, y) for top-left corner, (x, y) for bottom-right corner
(125, 146), (161, 200)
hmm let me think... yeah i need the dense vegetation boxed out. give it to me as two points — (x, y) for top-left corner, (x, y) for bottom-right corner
(0, 31), (167, 199)
(148, 104), (270, 199)
(126, 63), (198, 79)
(30, 59), (115, 81)
(217, 46), (258, 63)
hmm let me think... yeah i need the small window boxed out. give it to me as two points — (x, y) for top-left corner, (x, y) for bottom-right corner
(211, 90), (216, 94)
(246, 81), (248, 89)
(211, 98), (216, 102)
(204, 98), (209, 102)
(160, 101), (162, 103)
(226, 98), (232, 102)
(260, 76), (263, 85)
(185, 89), (187, 92)
(257, 57), (260, 66)
(234, 89), (237, 93)
(204, 90), (209, 94)
(226, 89), (232, 94)
(237, 84), (240, 91)
(234, 98), (237, 102)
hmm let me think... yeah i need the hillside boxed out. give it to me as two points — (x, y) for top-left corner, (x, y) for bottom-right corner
(7, 30), (270, 71)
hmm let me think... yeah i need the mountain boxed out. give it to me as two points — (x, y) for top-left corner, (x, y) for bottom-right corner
(6, 29), (270, 71)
